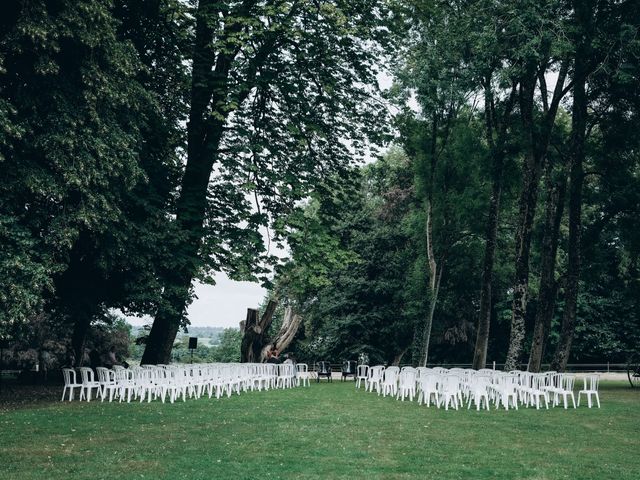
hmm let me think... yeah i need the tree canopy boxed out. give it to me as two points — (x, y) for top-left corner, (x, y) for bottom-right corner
(1, 0), (639, 371)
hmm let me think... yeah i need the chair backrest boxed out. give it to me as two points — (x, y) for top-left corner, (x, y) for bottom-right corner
(583, 374), (599, 391)
(342, 360), (357, 374)
(296, 363), (309, 374)
(383, 367), (399, 384)
(79, 367), (96, 384)
(62, 368), (76, 385)
(369, 365), (385, 381)
(317, 361), (331, 374)
(278, 363), (296, 377)
(440, 375), (461, 392)
(357, 364), (369, 378)
(469, 374), (490, 388)
(95, 367), (111, 383)
(419, 374), (439, 391)
(561, 374), (576, 391)
(399, 369), (416, 387)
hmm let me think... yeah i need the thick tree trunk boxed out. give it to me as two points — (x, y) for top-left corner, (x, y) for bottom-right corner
(551, 3), (590, 370)
(260, 306), (303, 361)
(504, 60), (569, 371)
(240, 300), (299, 362)
(240, 308), (260, 363)
(528, 160), (567, 372)
(141, 0), (227, 364)
(504, 151), (544, 370)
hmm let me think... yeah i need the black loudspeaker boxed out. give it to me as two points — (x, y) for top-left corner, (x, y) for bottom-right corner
(188, 337), (198, 349)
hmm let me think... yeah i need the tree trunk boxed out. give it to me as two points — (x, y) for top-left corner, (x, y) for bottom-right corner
(418, 249), (443, 367)
(504, 149), (544, 370)
(141, 0), (227, 364)
(417, 191), (442, 367)
(240, 308), (260, 363)
(504, 59), (569, 371)
(528, 159), (567, 372)
(551, 1), (590, 370)
(260, 306), (303, 362)
(71, 313), (92, 367)
(392, 346), (409, 366)
(472, 80), (517, 370)
(472, 165), (502, 370)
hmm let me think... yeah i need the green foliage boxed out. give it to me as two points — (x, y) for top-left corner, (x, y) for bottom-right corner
(0, 0), (190, 337)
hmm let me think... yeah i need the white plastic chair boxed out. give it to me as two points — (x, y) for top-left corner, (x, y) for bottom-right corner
(577, 374), (600, 408)
(367, 366), (385, 393)
(297, 363), (310, 387)
(397, 369), (417, 401)
(417, 374), (439, 407)
(96, 367), (118, 402)
(277, 363), (296, 389)
(79, 367), (102, 401)
(466, 375), (490, 411)
(492, 374), (519, 410)
(114, 367), (136, 402)
(61, 368), (83, 401)
(553, 374), (577, 409)
(356, 364), (369, 389)
(381, 367), (399, 397)
(438, 375), (461, 410)
(525, 373), (549, 409)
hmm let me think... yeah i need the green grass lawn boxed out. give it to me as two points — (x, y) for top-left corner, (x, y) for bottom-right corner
(0, 381), (638, 480)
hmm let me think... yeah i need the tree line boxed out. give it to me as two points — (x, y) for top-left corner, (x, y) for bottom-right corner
(269, 0), (640, 370)
(0, 0), (391, 367)
(1, 0), (638, 371)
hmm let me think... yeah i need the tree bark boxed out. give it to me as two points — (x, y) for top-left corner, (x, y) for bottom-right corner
(141, 0), (228, 364)
(71, 313), (92, 367)
(260, 306), (303, 361)
(504, 60), (569, 371)
(472, 80), (517, 370)
(528, 158), (567, 372)
(551, 1), (591, 371)
(472, 166), (502, 370)
(240, 308), (260, 363)
(418, 247), (444, 367)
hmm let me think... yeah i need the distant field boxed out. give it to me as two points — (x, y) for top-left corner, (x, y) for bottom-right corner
(0, 381), (638, 480)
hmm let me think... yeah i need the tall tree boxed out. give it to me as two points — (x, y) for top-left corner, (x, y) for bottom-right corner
(53, 0), (190, 363)
(0, 0), (151, 344)
(527, 144), (567, 372)
(141, 0), (392, 363)
(503, 0), (572, 370)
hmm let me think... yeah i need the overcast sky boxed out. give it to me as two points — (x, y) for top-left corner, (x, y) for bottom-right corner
(126, 274), (267, 329)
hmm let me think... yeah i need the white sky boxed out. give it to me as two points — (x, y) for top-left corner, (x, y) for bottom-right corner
(125, 275), (267, 329)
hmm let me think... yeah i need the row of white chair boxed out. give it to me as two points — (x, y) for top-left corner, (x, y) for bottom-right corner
(61, 362), (311, 403)
(356, 366), (601, 410)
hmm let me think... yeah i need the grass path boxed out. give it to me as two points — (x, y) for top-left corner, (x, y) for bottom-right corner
(0, 381), (638, 479)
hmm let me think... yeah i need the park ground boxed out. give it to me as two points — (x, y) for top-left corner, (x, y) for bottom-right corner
(0, 380), (638, 480)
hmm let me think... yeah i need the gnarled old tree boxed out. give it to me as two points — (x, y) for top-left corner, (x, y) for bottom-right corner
(141, 0), (391, 363)
(240, 301), (302, 362)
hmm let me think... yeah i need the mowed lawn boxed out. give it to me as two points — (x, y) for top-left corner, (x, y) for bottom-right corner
(0, 381), (638, 480)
